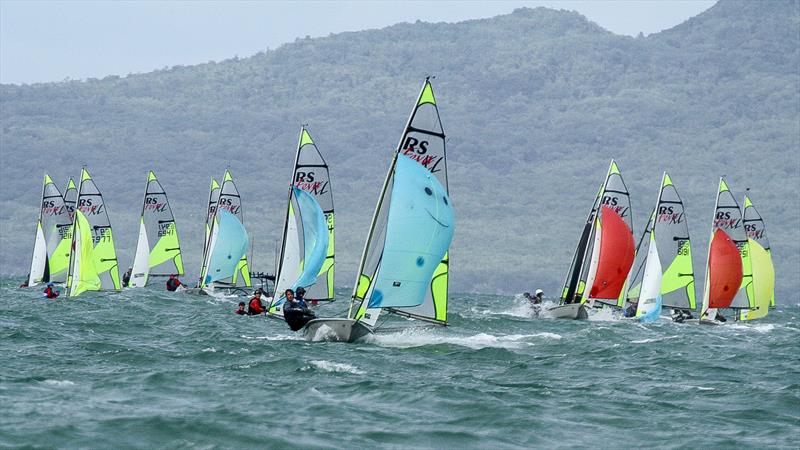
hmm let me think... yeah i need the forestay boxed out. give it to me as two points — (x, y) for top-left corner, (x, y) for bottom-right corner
(131, 171), (184, 287)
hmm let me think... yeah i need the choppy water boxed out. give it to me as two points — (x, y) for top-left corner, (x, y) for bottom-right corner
(1, 281), (798, 449)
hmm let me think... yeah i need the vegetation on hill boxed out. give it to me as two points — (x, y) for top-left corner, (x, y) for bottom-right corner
(1, 0), (798, 299)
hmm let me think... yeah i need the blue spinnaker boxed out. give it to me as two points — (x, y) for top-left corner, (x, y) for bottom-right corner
(204, 210), (249, 285)
(292, 187), (329, 290)
(368, 154), (455, 309)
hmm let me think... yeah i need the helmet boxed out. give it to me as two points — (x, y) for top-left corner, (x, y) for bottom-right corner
(535, 289), (543, 296)
(47, 282), (54, 287)
(296, 287), (306, 295)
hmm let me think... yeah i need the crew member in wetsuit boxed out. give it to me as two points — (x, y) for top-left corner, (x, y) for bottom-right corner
(623, 301), (638, 318)
(122, 267), (132, 287)
(43, 282), (59, 299)
(235, 302), (247, 315)
(166, 274), (183, 291)
(248, 289), (267, 315)
(671, 309), (694, 323)
(283, 288), (316, 331)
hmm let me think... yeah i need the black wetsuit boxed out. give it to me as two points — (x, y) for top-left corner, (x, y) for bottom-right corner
(283, 299), (316, 331)
(122, 270), (131, 287)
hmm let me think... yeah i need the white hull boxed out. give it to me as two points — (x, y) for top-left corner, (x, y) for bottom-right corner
(546, 303), (588, 320)
(303, 318), (372, 342)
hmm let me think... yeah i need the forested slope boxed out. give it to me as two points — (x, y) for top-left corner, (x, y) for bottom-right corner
(1, 0), (798, 298)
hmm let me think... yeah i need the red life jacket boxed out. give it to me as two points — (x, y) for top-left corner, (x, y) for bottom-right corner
(249, 297), (264, 315)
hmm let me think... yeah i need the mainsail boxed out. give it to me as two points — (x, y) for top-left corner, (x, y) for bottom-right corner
(268, 187), (329, 315)
(383, 79), (450, 324)
(131, 171), (184, 287)
(560, 160), (634, 307)
(350, 154), (455, 326)
(700, 178), (749, 320)
(738, 193), (775, 321)
(66, 168), (121, 295)
(289, 127), (335, 301)
(627, 173), (696, 318)
(28, 174), (73, 285)
(63, 177), (77, 221)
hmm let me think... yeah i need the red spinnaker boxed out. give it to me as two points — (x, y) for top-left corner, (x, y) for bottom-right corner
(589, 206), (635, 299)
(708, 228), (743, 309)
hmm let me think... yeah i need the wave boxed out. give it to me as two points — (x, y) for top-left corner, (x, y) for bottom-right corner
(42, 379), (75, 387)
(369, 329), (562, 350)
(303, 360), (365, 375)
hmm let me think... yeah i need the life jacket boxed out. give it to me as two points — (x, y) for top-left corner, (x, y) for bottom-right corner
(248, 297), (265, 315)
(166, 278), (180, 291)
(44, 287), (59, 299)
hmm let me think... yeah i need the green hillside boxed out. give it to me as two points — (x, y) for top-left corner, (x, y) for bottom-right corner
(1, 0), (798, 299)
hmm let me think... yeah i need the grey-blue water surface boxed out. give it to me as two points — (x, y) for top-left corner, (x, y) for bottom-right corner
(1, 282), (798, 449)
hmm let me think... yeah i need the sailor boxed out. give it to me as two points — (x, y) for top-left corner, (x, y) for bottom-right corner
(715, 311), (727, 323)
(247, 289), (267, 315)
(19, 278), (29, 288)
(623, 301), (637, 318)
(166, 274), (183, 291)
(671, 309), (694, 323)
(235, 301), (247, 315)
(283, 288), (316, 331)
(122, 267), (132, 287)
(295, 287), (309, 308)
(43, 282), (59, 299)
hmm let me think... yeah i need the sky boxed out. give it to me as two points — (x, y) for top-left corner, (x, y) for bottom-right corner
(0, 1), (716, 85)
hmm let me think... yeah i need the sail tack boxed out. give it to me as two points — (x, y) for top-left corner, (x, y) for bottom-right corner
(131, 171), (183, 287)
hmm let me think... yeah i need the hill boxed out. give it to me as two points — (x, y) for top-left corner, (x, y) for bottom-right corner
(1, 0), (798, 299)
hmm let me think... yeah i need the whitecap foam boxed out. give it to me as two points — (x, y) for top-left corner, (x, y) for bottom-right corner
(631, 335), (680, 344)
(201, 347), (217, 353)
(42, 379), (75, 387)
(307, 360), (365, 375)
(370, 329), (562, 350)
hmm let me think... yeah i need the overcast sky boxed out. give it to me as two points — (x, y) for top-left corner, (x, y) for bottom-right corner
(0, 1), (716, 85)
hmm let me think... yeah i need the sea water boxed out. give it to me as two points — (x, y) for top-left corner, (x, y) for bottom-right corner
(1, 282), (798, 448)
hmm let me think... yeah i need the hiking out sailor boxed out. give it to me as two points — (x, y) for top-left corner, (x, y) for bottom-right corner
(122, 267), (132, 287)
(283, 288), (316, 331)
(623, 301), (637, 318)
(43, 282), (59, 299)
(166, 274), (183, 291)
(235, 301), (247, 315)
(671, 309), (693, 323)
(248, 289), (267, 315)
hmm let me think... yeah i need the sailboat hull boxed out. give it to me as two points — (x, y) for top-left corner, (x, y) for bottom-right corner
(546, 303), (589, 320)
(303, 318), (372, 342)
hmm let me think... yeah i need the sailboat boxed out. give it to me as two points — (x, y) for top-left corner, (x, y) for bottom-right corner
(197, 170), (251, 293)
(698, 178), (748, 323)
(63, 177), (77, 220)
(130, 171), (184, 287)
(303, 79), (454, 341)
(267, 127), (334, 317)
(624, 172), (696, 322)
(738, 191), (774, 321)
(65, 168), (122, 297)
(27, 174), (73, 286)
(553, 160), (635, 319)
